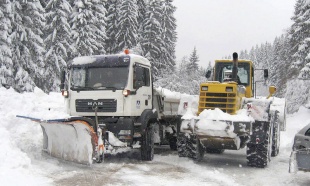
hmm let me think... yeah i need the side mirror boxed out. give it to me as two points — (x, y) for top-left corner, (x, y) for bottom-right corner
(60, 70), (66, 90)
(264, 69), (268, 79)
(205, 70), (211, 79)
(267, 86), (276, 99)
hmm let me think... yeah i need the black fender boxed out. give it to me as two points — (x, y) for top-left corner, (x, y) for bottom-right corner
(140, 109), (158, 131)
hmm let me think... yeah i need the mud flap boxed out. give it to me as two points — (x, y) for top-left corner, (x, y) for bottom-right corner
(17, 116), (103, 165)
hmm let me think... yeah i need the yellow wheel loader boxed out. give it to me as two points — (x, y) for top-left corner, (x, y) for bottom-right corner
(177, 52), (286, 168)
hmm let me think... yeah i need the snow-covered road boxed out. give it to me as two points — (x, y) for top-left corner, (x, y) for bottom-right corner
(0, 87), (309, 186)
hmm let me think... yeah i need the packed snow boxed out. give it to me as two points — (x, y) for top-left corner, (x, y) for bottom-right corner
(1, 87), (310, 186)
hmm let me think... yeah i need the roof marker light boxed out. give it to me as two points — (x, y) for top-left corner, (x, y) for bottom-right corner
(124, 49), (130, 54)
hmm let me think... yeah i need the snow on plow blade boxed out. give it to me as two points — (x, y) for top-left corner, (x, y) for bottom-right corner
(16, 116), (103, 165)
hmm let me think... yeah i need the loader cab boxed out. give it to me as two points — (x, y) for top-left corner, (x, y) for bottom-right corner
(213, 60), (254, 98)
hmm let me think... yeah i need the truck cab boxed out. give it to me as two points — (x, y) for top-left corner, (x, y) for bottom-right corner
(65, 53), (153, 118)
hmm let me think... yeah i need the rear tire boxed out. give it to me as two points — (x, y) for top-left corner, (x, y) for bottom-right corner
(141, 124), (154, 161)
(272, 111), (280, 157)
(247, 123), (273, 168)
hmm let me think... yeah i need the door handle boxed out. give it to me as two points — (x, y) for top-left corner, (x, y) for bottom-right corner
(305, 139), (309, 141)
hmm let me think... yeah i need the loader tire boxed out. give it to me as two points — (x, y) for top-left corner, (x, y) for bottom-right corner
(206, 148), (225, 154)
(188, 134), (205, 162)
(272, 111), (280, 157)
(141, 124), (154, 161)
(177, 133), (190, 157)
(247, 124), (273, 168)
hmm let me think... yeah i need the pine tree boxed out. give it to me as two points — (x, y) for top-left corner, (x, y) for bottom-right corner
(20, 0), (46, 91)
(160, 0), (177, 69)
(140, 0), (164, 76)
(187, 47), (199, 74)
(136, 0), (146, 44)
(116, 0), (138, 51)
(105, 0), (120, 54)
(10, 0), (46, 92)
(289, 0), (310, 72)
(71, 0), (106, 56)
(0, 0), (14, 88)
(44, 0), (74, 91)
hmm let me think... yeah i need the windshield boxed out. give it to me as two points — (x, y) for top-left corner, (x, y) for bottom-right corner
(215, 62), (250, 86)
(70, 67), (129, 90)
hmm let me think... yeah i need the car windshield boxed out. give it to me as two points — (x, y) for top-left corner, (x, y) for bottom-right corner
(215, 62), (250, 86)
(70, 67), (129, 90)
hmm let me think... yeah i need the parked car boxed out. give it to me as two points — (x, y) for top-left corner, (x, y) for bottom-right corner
(292, 123), (310, 150)
(289, 123), (310, 173)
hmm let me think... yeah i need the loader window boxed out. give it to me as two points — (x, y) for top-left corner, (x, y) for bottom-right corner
(71, 66), (129, 90)
(215, 62), (250, 86)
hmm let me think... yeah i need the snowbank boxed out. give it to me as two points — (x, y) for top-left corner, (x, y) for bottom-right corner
(0, 87), (68, 185)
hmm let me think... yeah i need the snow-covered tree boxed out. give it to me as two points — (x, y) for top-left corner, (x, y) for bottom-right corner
(10, 0), (47, 92)
(71, 0), (106, 56)
(0, 0), (13, 88)
(20, 0), (46, 91)
(105, 0), (120, 54)
(160, 0), (177, 69)
(115, 0), (138, 51)
(289, 0), (310, 72)
(187, 47), (199, 74)
(136, 0), (146, 44)
(44, 0), (74, 91)
(140, 0), (164, 76)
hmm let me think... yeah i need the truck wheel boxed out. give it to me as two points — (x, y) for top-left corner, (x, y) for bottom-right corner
(247, 124), (273, 168)
(272, 111), (280, 157)
(206, 148), (225, 154)
(177, 133), (190, 157)
(188, 134), (205, 162)
(141, 124), (154, 161)
(169, 137), (177, 151)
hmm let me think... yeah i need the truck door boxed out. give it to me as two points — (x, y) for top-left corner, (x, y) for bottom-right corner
(132, 65), (152, 115)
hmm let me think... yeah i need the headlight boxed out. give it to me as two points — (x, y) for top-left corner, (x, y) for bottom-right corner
(201, 86), (208, 91)
(226, 87), (233, 92)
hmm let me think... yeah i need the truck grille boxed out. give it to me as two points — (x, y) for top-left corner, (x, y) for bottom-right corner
(198, 92), (237, 114)
(75, 99), (117, 112)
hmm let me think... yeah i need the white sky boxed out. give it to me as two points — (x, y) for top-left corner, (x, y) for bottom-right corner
(173, 0), (296, 67)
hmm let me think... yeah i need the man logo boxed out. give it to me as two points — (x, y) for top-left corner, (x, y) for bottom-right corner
(88, 102), (103, 106)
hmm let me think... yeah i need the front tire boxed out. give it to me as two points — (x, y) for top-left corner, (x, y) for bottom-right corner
(188, 134), (205, 162)
(247, 123), (273, 168)
(177, 133), (190, 157)
(141, 124), (154, 161)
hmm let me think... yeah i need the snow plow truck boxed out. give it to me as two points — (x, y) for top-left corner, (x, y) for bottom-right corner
(177, 52), (286, 168)
(19, 50), (182, 165)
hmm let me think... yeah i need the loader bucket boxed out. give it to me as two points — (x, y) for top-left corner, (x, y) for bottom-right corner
(16, 116), (104, 165)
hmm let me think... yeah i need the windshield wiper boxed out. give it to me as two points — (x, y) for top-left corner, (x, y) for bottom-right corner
(94, 86), (118, 91)
(71, 86), (94, 90)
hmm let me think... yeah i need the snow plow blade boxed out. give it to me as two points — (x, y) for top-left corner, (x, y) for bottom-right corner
(289, 148), (310, 173)
(16, 116), (104, 165)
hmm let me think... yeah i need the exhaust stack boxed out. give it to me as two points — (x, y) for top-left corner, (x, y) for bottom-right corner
(232, 52), (238, 83)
